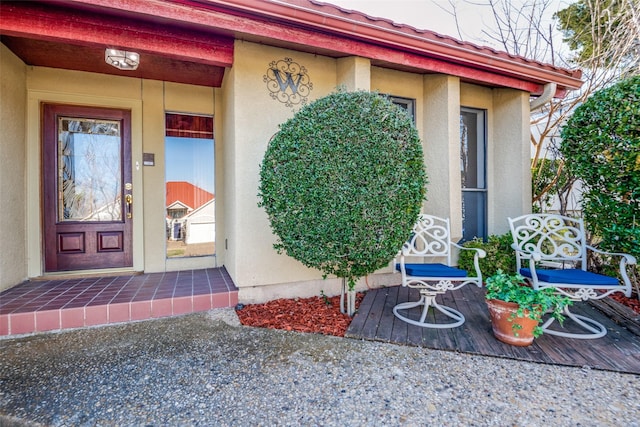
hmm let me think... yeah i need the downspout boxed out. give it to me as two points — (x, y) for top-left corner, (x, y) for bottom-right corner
(530, 82), (557, 111)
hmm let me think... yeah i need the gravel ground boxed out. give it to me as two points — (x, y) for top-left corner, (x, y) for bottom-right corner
(1, 309), (638, 427)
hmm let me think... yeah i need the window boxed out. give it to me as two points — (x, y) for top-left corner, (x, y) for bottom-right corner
(460, 108), (487, 241)
(387, 95), (416, 123)
(165, 113), (215, 258)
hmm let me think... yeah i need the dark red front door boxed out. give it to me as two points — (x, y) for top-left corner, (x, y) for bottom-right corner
(42, 104), (133, 272)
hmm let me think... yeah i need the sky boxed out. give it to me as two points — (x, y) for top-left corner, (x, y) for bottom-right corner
(165, 137), (215, 193)
(327, 0), (574, 52)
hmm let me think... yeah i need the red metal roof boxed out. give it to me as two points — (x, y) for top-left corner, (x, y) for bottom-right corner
(202, 0), (582, 95)
(166, 181), (214, 211)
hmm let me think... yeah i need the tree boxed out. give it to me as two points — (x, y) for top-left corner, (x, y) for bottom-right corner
(258, 90), (427, 315)
(560, 75), (640, 266)
(556, 0), (640, 66)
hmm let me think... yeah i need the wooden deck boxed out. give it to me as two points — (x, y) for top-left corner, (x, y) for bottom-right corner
(346, 284), (640, 374)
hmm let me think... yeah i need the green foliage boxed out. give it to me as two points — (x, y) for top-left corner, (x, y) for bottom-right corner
(560, 75), (640, 262)
(258, 90), (427, 291)
(531, 158), (574, 214)
(555, 0), (630, 65)
(458, 233), (516, 277)
(320, 290), (331, 306)
(485, 270), (572, 337)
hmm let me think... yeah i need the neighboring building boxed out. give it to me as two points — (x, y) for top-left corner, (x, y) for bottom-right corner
(0, 0), (582, 302)
(166, 181), (215, 241)
(184, 199), (216, 245)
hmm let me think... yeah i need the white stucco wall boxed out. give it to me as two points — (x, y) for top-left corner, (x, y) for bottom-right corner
(220, 41), (534, 303)
(338, 57), (371, 91)
(0, 45), (27, 291)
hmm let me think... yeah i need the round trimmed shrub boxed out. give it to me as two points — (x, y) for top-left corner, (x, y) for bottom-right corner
(258, 90), (427, 290)
(560, 75), (640, 260)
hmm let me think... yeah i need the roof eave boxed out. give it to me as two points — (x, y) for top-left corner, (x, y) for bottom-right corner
(198, 0), (583, 93)
(56, 0), (584, 94)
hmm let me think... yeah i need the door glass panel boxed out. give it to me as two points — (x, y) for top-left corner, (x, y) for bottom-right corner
(58, 117), (122, 222)
(165, 113), (215, 258)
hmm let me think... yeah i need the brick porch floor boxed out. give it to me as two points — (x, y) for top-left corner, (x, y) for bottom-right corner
(0, 268), (238, 337)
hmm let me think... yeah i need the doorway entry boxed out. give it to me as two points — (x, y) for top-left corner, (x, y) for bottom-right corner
(42, 104), (133, 272)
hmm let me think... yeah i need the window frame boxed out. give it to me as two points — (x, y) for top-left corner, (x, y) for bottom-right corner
(460, 107), (488, 242)
(386, 95), (416, 123)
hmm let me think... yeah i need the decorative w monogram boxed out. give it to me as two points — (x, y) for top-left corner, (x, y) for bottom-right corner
(264, 58), (312, 107)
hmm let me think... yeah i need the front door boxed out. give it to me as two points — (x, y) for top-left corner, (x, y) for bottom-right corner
(42, 104), (133, 272)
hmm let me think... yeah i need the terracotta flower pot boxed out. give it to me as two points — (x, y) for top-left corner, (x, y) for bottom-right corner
(486, 299), (541, 346)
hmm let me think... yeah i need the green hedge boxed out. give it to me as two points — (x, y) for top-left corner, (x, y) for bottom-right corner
(561, 76), (640, 261)
(457, 233), (516, 278)
(258, 90), (427, 290)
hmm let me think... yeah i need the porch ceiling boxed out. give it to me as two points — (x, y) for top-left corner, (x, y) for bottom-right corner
(0, 1), (234, 87)
(1, 36), (227, 87)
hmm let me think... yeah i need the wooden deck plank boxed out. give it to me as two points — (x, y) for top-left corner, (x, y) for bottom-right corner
(390, 286), (410, 344)
(359, 286), (389, 339)
(374, 286), (399, 342)
(435, 289), (463, 350)
(346, 285), (640, 374)
(445, 285), (482, 353)
(344, 289), (375, 338)
(457, 285), (532, 359)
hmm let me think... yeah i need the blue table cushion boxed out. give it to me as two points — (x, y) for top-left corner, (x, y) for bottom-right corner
(520, 268), (619, 286)
(397, 263), (468, 277)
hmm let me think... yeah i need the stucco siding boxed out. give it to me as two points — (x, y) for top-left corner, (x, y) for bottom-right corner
(141, 79), (166, 273)
(371, 66), (424, 133)
(338, 57), (371, 91)
(0, 45), (27, 291)
(228, 41), (339, 295)
(423, 75), (462, 237)
(491, 88), (531, 235)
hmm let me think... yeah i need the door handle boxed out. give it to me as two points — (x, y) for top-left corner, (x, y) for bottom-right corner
(125, 194), (133, 219)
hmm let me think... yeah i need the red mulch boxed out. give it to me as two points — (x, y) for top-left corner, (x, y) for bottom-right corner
(236, 293), (364, 337)
(610, 293), (640, 314)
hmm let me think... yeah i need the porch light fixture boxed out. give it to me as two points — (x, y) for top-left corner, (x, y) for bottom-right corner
(105, 48), (140, 71)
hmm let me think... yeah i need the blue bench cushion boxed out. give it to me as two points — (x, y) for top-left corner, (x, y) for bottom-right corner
(397, 263), (468, 277)
(520, 268), (620, 286)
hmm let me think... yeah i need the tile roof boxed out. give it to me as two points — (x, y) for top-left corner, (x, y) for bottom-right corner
(166, 181), (214, 211)
(309, 0), (581, 81)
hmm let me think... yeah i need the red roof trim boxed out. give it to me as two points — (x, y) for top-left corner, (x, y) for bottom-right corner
(0, 2), (234, 67)
(206, 0), (582, 92)
(32, 0), (582, 94)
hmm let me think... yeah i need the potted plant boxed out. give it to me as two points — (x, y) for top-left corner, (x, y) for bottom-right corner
(484, 270), (571, 346)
